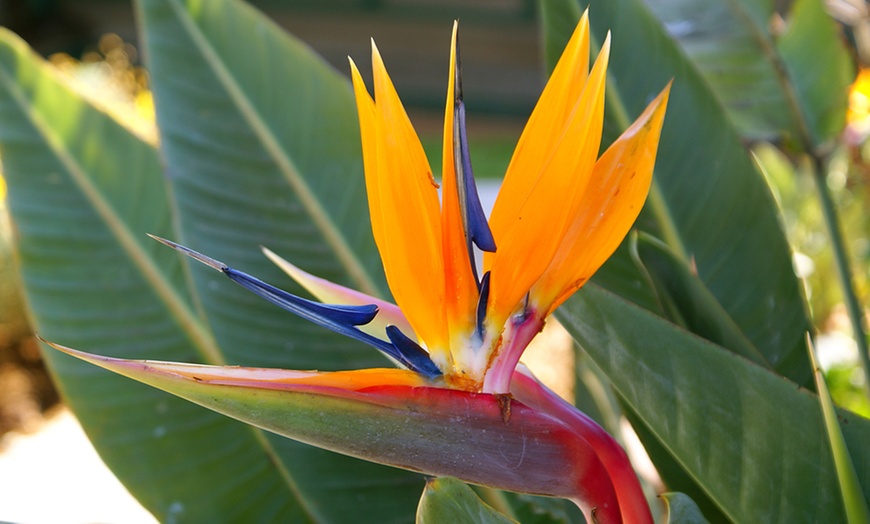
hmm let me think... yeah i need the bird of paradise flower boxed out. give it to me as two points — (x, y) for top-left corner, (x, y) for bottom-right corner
(48, 12), (670, 524)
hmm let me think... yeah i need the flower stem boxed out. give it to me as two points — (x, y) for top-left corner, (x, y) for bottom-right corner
(512, 371), (654, 524)
(482, 313), (545, 394)
(811, 156), (870, 399)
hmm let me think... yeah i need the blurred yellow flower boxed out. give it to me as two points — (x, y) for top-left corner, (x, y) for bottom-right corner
(846, 67), (870, 142)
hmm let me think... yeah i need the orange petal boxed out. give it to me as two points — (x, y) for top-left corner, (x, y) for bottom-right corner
(485, 12), (590, 257)
(153, 363), (428, 391)
(533, 83), (672, 314)
(441, 22), (479, 358)
(486, 34), (610, 325)
(349, 58), (386, 254)
(369, 42), (449, 355)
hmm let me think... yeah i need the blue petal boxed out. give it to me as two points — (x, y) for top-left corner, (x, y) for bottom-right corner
(227, 269), (440, 378)
(452, 34), (496, 255)
(456, 101), (496, 254)
(385, 326), (443, 378)
(150, 236), (442, 378)
(224, 269), (378, 327)
(476, 271), (491, 337)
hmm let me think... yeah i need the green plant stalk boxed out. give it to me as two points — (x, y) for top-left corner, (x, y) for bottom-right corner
(811, 156), (870, 399)
(808, 334), (870, 524)
(756, 0), (869, 394)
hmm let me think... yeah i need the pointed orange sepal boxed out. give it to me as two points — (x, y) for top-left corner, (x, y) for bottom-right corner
(440, 22), (479, 362)
(486, 28), (610, 326)
(353, 44), (449, 359)
(485, 11), (591, 239)
(349, 57), (386, 253)
(533, 82), (672, 314)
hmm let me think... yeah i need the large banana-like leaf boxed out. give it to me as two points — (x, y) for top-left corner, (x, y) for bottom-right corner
(559, 285), (870, 523)
(0, 30), (327, 523)
(136, 0), (387, 369)
(541, 0), (813, 384)
(644, 0), (853, 146)
(135, 0), (430, 520)
(0, 12), (425, 524)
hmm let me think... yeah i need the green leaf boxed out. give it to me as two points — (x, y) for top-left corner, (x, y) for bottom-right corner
(643, 0), (853, 146)
(498, 493), (581, 524)
(0, 29), (321, 523)
(629, 232), (771, 369)
(808, 337), (870, 524)
(771, 0), (854, 147)
(661, 493), (710, 524)
(540, 0), (814, 385)
(620, 406), (727, 522)
(539, 0), (583, 74)
(136, 0), (426, 520)
(640, 0), (791, 140)
(557, 284), (870, 523)
(417, 477), (516, 524)
(136, 0), (388, 370)
(1, 5), (425, 520)
(417, 478), (516, 524)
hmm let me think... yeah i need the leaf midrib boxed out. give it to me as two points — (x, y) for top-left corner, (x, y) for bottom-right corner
(2, 34), (323, 523)
(0, 41), (224, 367)
(165, 0), (379, 297)
(143, 1), (382, 520)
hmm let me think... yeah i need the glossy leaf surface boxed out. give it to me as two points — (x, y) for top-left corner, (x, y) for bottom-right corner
(137, 0), (386, 367)
(0, 7), (423, 521)
(630, 233), (770, 369)
(558, 285), (870, 523)
(661, 493), (709, 524)
(136, 0), (426, 520)
(0, 29), (326, 523)
(417, 478), (516, 524)
(809, 339), (870, 523)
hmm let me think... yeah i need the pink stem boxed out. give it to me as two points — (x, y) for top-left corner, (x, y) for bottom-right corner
(512, 370), (654, 524)
(482, 313), (545, 393)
